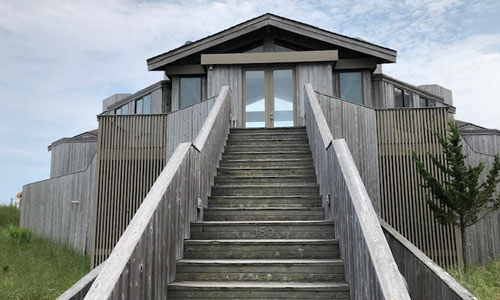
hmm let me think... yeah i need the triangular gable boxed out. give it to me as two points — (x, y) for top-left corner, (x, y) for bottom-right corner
(147, 13), (396, 71)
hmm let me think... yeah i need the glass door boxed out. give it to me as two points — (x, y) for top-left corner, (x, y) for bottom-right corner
(244, 67), (295, 128)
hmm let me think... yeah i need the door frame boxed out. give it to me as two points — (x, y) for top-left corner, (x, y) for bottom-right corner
(242, 65), (296, 128)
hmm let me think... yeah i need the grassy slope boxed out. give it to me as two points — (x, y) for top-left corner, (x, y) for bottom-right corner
(448, 260), (500, 300)
(0, 205), (90, 300)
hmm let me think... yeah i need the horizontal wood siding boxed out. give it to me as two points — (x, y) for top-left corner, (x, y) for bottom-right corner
(166, 97), (217, 159)
(316, 92), (381, 211)
(84, 87), (231, 300)
(462, 135), (500, 265)
(304, 84), (410, 300)
(21, 155), (97, 255)
(382, 221), (477, 300)
(376, 108), (460, 267)
(50, 141), (97, 178)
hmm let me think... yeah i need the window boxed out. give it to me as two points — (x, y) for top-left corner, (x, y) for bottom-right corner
(394, 87), (413, 107)
(135, 94), (151, 114)
(180, 77), (202, 109)
(339, 72), (363, 104)
(115, 104), (129, 115)
(419, 97), (436, 107)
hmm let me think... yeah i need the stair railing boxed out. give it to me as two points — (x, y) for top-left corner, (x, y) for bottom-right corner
(304, 83), (411, 300)
(82, 86), (232, 300)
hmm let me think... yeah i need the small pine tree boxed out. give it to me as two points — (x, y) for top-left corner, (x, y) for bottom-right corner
(412, 121), (500, 271)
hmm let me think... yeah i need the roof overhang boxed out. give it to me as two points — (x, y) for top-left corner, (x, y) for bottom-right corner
(201, 50), (338, 65)
(147, 14), (396, 71)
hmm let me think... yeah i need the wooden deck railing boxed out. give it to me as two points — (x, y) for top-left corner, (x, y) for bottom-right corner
(304, 83), (411, 300)
(83, 86), (231, 299)
(376, 108), (460, 267)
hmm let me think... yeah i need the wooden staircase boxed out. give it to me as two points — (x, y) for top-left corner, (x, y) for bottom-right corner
(167, 127), (350, 299)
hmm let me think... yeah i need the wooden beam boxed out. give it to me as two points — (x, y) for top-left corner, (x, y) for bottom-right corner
(334, 58), (378, 70)
(201, 50), (338, 65)
(164, 64), (206, 76)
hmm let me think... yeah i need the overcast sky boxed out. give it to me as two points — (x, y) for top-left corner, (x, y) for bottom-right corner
(1, 0), (500, 205)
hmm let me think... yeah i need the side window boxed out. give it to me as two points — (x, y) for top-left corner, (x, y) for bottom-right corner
(420, 97), (436, 107)
(180, 77), (202, 109)
(394, 87), (413, 107)
(135, 94), (152, 114)
(115, 105), (128, 115)
(339, 72), (363, 104)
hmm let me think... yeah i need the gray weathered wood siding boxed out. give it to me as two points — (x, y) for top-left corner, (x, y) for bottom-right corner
(316, 92), (381, 211)
(461, 134), (500, 265)
(21, 155), (97, 255)
(166, 97), (218, 159)
(50, 141), (97, 178)
(376, 108), (461, 267)
(304, 84), (410, 300)
(84, 87), (232, 300)
(207, 66), (243, 127)
(382, 221), (478, 300)
(92, 96), (219, 266)
(296, 63), (333, 126)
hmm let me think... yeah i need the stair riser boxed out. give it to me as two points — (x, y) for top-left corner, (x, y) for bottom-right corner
(176, 264), (344, 282)
(204, 214), (324, 221)
(217, 169), (315, 177)
(208, 201), (321, 208)
(224, 145), (310, 152)
(219, 161), (312, 168)
(184, 243), (340, 259)
(228, 134), (307, 140)
(222, 154), (312, 161)
(226, 139), (309, 146)
(211, 187), (319, 196)
(167, 289), (350, 299)
(215, 177), (317, 185)
(230, 129), (307, 134)
(190, 224), (334, 239)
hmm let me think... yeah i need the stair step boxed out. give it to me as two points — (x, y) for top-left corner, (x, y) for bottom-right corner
(217, 167), (315, 177)
(190, 221), (334, 239)
(229, 133), (307, 140)
(222, 152), (312, 160)
(226, 138), (309, 146)
(183, 239), (340, 259)
(175, 259), (344, 282)
(215, 176), (317, 185)
(208, 195), (322, 208)
(211, 185), (319, 196)
(204, 208), (324, 221)
(230, 127), (306, 134)
(167, 281), (350, 299)
(219, 159), (313, 168)
(224, 144), (310, 152)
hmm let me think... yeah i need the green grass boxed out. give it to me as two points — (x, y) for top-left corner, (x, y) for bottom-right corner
(0, 205), (90, 300)
(448, 260), (500, 300)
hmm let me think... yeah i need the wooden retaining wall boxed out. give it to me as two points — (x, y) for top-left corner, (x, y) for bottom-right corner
(376, 108), (461, 267)
(462, 135), (500, 265)
(315, 92), (381, 211)
(304, 84), (410, 300)
(21, 155), (97, 255)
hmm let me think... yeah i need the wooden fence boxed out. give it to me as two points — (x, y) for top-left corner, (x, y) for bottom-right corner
(84, 86), (232, 299)
(376, 108), (461, 267)
(21, 155), (97, 255)
(315, 92), (381, 211)
(304, 84), (410, 300)
(461, 135), (500, 265)
(92, 97), (218, 266)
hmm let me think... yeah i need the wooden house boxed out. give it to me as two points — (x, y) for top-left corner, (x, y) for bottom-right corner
(21, 14), (497, 300)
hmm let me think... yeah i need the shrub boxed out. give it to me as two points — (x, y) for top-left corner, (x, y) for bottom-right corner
(8, 225), (32, 245)
(0, 205), (20, 228)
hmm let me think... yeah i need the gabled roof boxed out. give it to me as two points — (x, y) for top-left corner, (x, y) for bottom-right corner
(147, 13), (397, 71)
